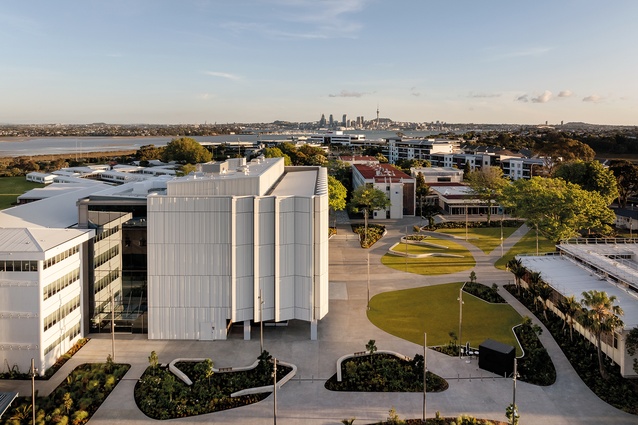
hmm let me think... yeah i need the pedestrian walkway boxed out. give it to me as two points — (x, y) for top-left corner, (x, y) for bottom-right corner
(1, 220), (635, 424)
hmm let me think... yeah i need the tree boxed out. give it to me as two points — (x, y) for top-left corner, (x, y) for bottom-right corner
(557, 295), (581, 342)
(507, 258), (525, 295)
(609, 160), (638, 208)
(349, 185), (391, 245)
(177, 163), (197, 176)
(195, 358), (214, 385)
(366, 339), (377, 356)
(554, 161), (618, 205)
(262, 147), (292, 166)
(535, 136), (596, 175)
(148, 351), (159, 375)
(415, 172), (431, 217)
(537, 282), (553, 321)
(464, 167), (508, 224)
(163, 372), (177, 402)
(502, 176), (615, 243)
(506, 403), (520, 425)
(527, 272), (543, 309)
(62, 392), (73, 414)
(469, 271), (477, 284)
(328, 175), (347, 226)
(580, 290), (624, 379)
(135, 144), (164, 161)
(162, 137), (212, 164)
(625, 327), (638, 374)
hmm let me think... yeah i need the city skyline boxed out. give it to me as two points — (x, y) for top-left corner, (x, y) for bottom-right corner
(2, 1), (637, 126)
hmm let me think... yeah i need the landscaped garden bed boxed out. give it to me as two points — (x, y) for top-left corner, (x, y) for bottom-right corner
(325, 352), (448, 393)
(505, 284), (638, 413)
(352, 224), (386, 248)
(463, 282), (505, 304)
(2, 359), (130, 425)
(134, 351), (292, 419)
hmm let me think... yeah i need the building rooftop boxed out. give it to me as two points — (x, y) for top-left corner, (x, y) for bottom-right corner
(0, 227), (92, 253)
(270, 169), (318, 197)
(353, 163), (413, 183)
(518, 254), (638, 329)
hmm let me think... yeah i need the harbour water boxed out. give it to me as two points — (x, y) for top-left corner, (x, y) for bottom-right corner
(0, 130), (444, 157)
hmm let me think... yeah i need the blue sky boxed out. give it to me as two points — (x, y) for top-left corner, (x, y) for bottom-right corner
(1, 0), (637, 125)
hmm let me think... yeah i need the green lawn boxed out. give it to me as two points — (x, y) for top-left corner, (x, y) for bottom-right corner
(381, 237), (475, 275)
(0, 176), (44, 210)
(435, 226), (520, 254)
(494, 228), (556, 270)
(367, 282), (523, 355)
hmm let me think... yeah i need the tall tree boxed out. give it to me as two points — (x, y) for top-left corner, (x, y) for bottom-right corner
(557, 295), (581, 342)
(536, 136), (596, 175)
(262, 147), (292, 166)
(328, 175), (347, 228)
(507, 258), (525, 295)
(609, 160), (638, 208)
(554, 161), (618, 205)
(580, 290), (624, 379)
(502, 177), (615, 242)
(136, 144), (164, 161)
(464, 167), (508, 224)
(415, 172), (430, 217)
(349, 185), (391, 244)
(162, 137), (212, 164)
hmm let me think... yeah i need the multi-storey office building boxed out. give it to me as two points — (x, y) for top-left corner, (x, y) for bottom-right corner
(386, 138), (460, 164)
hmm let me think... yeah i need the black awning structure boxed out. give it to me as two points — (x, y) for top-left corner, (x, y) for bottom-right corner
(478, 338), (515, 377)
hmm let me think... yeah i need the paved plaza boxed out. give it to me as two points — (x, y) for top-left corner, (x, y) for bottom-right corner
(2, 216), (637, 424)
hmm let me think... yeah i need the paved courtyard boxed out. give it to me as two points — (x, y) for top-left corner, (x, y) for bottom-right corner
(2, 217), (636, 424)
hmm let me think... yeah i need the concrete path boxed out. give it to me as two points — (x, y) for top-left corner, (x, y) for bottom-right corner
(1, 217), (636, 424)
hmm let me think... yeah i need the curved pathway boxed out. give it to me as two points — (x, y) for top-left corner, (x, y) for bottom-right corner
(1, 218), (635, 424)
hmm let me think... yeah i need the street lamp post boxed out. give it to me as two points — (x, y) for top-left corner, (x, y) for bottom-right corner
(465, 204), (468, 241)
(458, 286), (464, 359)
(31, 358), (36, 425)
(500, 208), (504, 257)
(259, 289), (264, 353)
(367, 253), (370, 311)
(512, 357), (519, 423)
(423, 332), (427, 422)
(272, 358), (278, 425)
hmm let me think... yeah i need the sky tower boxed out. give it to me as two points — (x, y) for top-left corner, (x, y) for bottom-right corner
(376, 104), (380, 129)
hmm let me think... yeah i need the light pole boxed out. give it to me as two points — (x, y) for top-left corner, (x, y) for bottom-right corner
(405, 226), (408, 272)
(465, 204), (468, 241)
(272, 357), (278, 425)
(535, 223), (539, 256)
(423, 332), (427, 423)
(259, 288), (264, 353)
(110, 286), (115, 361)
(31, 358), (36, 425)
(500, 208), (504, 257)
(458, 286), (464, 359)
(367, 253), (370, 311)
(511, 357), (519, 424)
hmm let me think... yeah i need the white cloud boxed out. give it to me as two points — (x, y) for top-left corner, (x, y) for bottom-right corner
(204, 71), (241, 81)
(558, 90), (573, 98)
(583, 94), (602, 102)
(531, 90), (552, 103)
(328, 90), (368, 98)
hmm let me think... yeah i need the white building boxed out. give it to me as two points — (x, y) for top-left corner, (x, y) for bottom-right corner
(351, 163), (415, 219)
(410, 166), (464, 184)
(500, 157), (544, 180)
(0, 185), (107, 376)
(308, 130), (366, 146)
(146, 157), (329, 341)
(386, 138), (460, 164)
(518, 239), (638, 377)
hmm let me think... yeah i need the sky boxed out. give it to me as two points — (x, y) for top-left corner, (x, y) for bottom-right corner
(1, 0), (637, 126)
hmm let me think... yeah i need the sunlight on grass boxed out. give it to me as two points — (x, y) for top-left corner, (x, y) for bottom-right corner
(436, 226), (520, 254)
(494, 228), (556, 270)
(367, 282), (523, 355)
(381, 237), (475, 275)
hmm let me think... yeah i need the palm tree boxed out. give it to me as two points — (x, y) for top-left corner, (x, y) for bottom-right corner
(557, 295), (581, 341)
(528, 272), (543, 309)
(580, 290), (624, 379)
(537, 282), (553, 321)
(507, 258), (525, 295)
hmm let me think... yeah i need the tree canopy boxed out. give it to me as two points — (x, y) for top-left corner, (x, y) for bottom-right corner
(328, 175), (347, 212)
(162, 137), (212, 164)
(536, 137), (596, 174)
(349, 185), (391, 241)
(136, 144), (164, 161)
(554, 161), (618, 205)
(464, 167), (508, 224)
(502, 176), (615, 242)
(609, 160), (638, 208)
(262, 147), (292, 166)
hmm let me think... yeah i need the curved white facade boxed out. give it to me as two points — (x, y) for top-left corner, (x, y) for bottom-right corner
(147, 158), (328, 340)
